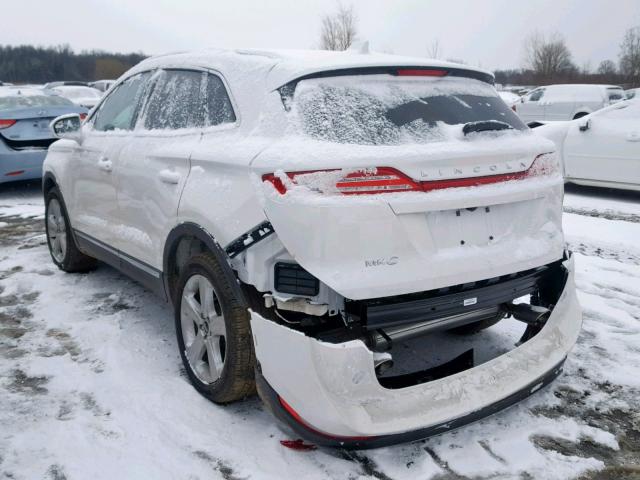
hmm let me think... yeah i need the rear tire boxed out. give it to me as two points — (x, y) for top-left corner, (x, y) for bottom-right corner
(450, 312), (505, 335)
(45, 187), (97, 272)
(175, 252), (255, 403)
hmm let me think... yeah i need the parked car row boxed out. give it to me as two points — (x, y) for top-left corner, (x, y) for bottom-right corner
(0, 86), (88, 182)
(513, 84), (626, 122)
(534, 99), (640, 192)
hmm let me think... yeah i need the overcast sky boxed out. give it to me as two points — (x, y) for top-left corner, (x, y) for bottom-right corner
(2, 0), (639, 71)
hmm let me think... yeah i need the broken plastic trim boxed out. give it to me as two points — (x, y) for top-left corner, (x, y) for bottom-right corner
(225, 221), (274, 258)
(257, 359), (566, 449)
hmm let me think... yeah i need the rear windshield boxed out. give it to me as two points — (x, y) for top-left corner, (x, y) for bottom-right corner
(287, 75), (526, 145)
(0, 94), (75, 110)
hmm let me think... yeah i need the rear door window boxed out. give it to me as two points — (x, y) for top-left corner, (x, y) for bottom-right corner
(203, 73), (236, 126)
(92, 73), (150, 131)
(143, 70), (205, 130)
(142, 70), (236, 131)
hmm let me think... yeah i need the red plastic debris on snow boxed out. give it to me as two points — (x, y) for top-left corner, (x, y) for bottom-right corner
(280, 439), (317, 451)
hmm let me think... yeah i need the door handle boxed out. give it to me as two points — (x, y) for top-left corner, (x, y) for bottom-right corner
(98, 157), (112, 172)
(158, 169), (181, 184)
(626, 132), (640, 142)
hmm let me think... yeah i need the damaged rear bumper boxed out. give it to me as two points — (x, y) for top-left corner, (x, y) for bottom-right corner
(250, 255), (582, 449)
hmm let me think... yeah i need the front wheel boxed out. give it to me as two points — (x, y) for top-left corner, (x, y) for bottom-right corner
(175, 253), (255, 403)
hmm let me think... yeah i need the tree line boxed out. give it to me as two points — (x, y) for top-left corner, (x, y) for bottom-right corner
(0, 45), (146, 83)
(495, 29), (640, 88)
(319, 4), (640, 89)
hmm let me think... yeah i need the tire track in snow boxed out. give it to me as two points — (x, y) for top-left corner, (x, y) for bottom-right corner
(563, 206), (640, 224)
(567, 240), (640, 266)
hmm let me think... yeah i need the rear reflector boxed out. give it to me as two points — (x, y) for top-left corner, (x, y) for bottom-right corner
(396, 69), (448, 77)
(0, 119), (17, 129)
(278, 396), (374, 442)
(263, 154), (557, 196)
(5, 170), (25, 177)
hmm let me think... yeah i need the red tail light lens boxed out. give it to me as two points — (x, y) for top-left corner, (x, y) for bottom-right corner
(0, 119), (17, 129)
(263, 154), (557, 196)
(262, 167), (420, 196)
(79, 113), (88, 121)
(396, 69), (448, 77)
(336, 168), (420, 194)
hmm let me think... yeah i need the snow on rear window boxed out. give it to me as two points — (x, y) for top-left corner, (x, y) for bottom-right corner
(287, 75), (526, 145)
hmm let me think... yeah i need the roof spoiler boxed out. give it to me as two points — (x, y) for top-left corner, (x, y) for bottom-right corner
(277, 65), (495, 108)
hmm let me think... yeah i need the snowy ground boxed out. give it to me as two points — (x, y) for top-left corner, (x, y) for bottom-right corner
(0, 181), (638, 480)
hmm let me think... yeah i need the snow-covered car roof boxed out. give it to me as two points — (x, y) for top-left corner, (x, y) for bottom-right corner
(128, 48), (493, 92)
(0, 86), (57, 97)
(119, 49), (495, 133)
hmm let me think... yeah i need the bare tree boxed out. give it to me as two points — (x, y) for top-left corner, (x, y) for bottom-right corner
(597, 59), (617, 76)
(427, 39), (442, 59)
(619, 26), (640, 85)
(524, 32), (575, 81)
(320, 4), (358, 51)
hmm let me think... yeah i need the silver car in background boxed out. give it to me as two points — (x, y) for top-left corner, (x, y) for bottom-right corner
(0, 87), (87, 183)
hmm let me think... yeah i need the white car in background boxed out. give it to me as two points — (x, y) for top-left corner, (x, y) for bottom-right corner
(626, 88), (639, 100)
(90, 80), (116, 92)
(498, 90), (520, 106)
(51, 85), (103, 109)
(535, 99), (640, 192)
(514, 84), (626, 124)
(42, 49), (581, 448)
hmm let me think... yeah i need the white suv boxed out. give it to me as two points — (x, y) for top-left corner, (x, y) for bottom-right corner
(43, 49), (581, 448)
(514, 83), (626, 124)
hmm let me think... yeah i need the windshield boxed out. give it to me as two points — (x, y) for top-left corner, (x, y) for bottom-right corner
(0, 94), (75, 110)
(607, 88), (625, 102)
(288, 75), (527, 145)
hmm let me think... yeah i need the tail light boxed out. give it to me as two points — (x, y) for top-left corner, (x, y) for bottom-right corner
(396, 68), (448, 77)
(263, 167), (420, 196)
(0, 119), (16, 129)
(79, 113), (88, 121)
(511, 104), (517, 112)
(263, 153), (558, 196)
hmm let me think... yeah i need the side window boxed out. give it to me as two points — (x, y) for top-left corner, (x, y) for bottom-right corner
(204, 73), (236, 126)
(93, 73), (150, 131)
(143, 70), (205, 130)
(528, 88), (545, 102)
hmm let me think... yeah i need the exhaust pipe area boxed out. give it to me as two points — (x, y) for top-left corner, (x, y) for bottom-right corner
(502, 302), (550, 325)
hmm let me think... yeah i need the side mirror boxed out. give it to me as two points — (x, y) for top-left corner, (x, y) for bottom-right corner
(520, 97), (525, 103)
(578, 118), (591, 132)
(50, 114), (83, 142)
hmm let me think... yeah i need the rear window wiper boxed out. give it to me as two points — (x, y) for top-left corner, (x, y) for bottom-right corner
(462, 120), (513, 136)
